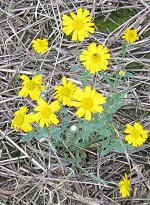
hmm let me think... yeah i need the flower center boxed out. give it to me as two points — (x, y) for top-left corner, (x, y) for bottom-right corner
(41, 107), (52, 119)
(72, 19), (84, 30)
(128, 31), (135, 39)
(26, 81), (36, 90)
(14, 114), (24, 126)
(38, 41), (44, 48)
(91, 53), (101, 63)
(81, 97), (93, 110)
(61, 87), (71, 96)
(132, 129), (141, 139)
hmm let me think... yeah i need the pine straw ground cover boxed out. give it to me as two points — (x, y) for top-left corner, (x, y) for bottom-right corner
(0, 0), (150, 204)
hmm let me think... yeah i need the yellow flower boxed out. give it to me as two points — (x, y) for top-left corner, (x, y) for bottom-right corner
(72, 86), (106, 120)
(11, 106), (35, 132)
(122, 28), (139, 44)
(124, 122), (148, 147)
(54, 76), (77, 106)
(62, 8), (95, 41)
(18, 74), (46, 101)
(80, 43), (110, 74)
(119, 70), (126, 77)
(34, 98), (60, 128)
(32, 38), (48, 53)
(119, 173), (130, 198)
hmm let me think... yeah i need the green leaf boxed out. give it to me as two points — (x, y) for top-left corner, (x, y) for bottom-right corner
(79, 71), (91, 87)
(97, 129), (110, 139)
(51, 127), (62, 137)
(104, 91), (128, 113)
(20, 124), (50, 142)
(88, 173), (108, 185)
(113, 90), (127, 100)
(66, 132), (76, 146)
(58, 106), (67, 115)
(33, 70), (44, 76)
(101, 144), (113, 156)
(35, 52), (40, 61)
(70, 64), (82, 72)
(35, 126), (49, 140)
(113, 140), (125, 153)
(35, 131), (49, 140)
(107, 102), (124, 114)
(61, 116), (72, 129)
(124, 143), (134, 151)
(121, 43), (127, 55)
(124, 72), (134, 78)
(99, 113), (112, 124)
(20, 133), (33, 142)
(100, 129), (110, 136)
(64, 153), (81, 165)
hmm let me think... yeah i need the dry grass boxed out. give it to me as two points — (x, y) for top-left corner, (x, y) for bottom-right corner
(0, 0), (150, 204)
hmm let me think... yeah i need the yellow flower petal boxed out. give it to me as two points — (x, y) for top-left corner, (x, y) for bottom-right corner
(50, 113), (59, 124)
(22, 122), (33, 132)
(20, 75), (30, 82)
(62, 76), (67, 86)
(72, 30), (78, 41)
(69, 12), (77, 20)
(76, 107), (85, 118)
(62, 14), (73, 25)
(19, 87), (29, 97)
(82, 9), (90, 19)
(85, 110), (91, 121)
(39, 118), (45, 128)
(77, 8), (82, 19)
(32, 75), (42, 83)
(84, 86), (92, 97)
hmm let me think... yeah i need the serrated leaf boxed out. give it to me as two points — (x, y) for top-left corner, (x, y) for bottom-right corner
(101, 144), (113, 156)
(113, 140), (125, 153)
(58, 106), (67, 115)
(35, 131), (49, 140)
(79, 71), (90, 87)
(61, 116), (72, 129)
(100, 129), (110, 136)
(104, 91), (128, 113)
(107, 102), (124, 114)
(51, 127), (62, 140)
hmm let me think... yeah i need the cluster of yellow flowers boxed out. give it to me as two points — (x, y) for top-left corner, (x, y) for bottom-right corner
(12, 75), (106, 131)
(12, 8), (148, 147)
(11, 8), (148, 198)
